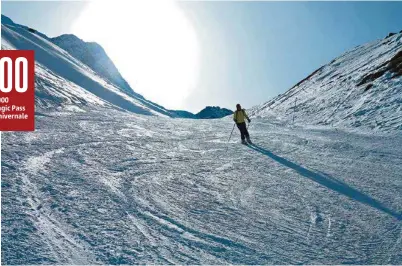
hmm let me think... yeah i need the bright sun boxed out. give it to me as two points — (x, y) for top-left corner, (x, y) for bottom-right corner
(72, 0), (200, 110)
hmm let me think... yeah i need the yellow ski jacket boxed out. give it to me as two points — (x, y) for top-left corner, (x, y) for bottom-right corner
(233, 109), (249, 124)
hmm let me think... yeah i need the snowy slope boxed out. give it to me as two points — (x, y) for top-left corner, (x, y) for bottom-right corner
(2, 110), (401, 264)
(170, 109), (198, 119)
(51, 34), (140, 96)
(50, 34), (234, 120)
(2, 15), (402, 265)
(251, 32), (402, 132)
(1, 16), (173, 117)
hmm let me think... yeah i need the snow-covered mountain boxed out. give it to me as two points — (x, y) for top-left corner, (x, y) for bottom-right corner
(171, 106), (234, 119)
(1, 15), (234, 119)
(51, 34), (137, 97)
(2, 15), (402, 265)
(1, 15), (176, 117)
(195, 106), (233, 119)
(251, 32), (402, 132)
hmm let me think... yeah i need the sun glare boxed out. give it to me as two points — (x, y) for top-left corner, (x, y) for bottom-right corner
(72, 0), (200, 110)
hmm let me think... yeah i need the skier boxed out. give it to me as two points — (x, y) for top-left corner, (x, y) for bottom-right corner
(233, 104), (252, 144)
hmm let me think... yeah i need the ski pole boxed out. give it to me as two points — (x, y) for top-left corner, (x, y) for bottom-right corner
(227, 124), (236, 143)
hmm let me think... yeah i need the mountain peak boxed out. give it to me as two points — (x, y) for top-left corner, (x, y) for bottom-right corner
(52, 34), (104, 52)
(1, 15), (15, 25)
(196, 106), (233, 119)
(52, 34), (83, 44)
(51, 34), (135, 96)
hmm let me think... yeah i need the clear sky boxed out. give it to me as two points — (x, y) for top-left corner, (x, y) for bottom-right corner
(1, 1), (88, 37)
(2, 1), (402, 112)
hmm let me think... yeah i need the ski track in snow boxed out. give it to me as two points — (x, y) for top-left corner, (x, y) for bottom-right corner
(16, 149), (96, 264)
(2, 109), (402, 264)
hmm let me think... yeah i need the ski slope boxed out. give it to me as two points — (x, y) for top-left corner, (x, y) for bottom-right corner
(252, 32), (402, 132)
(2, 109), (401, 264)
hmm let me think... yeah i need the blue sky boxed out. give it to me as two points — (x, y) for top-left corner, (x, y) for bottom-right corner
(2, 1), (402, 112)
(1, 1), (88, 37)
(179, 1), (402, 111)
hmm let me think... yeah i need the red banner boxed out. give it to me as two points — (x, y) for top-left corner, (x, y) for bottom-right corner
(0, 50), (35, 131)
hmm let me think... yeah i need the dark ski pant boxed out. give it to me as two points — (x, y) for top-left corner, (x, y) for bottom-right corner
(236, 122), (250, 140)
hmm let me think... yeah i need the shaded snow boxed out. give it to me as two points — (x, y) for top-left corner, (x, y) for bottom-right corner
(2, 110), (401, 264)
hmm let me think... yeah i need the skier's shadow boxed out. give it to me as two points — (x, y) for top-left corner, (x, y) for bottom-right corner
(248, 144), (401, 220)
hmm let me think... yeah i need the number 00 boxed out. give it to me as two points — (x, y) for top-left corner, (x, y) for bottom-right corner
(0, 57), (29, 93)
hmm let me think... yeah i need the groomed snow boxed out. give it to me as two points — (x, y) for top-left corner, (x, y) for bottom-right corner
(2, 109), (401, 264)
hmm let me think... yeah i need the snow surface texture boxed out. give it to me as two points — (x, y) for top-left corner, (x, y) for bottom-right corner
(2, 109), (402, 264)
(251, 32), (402, 132)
